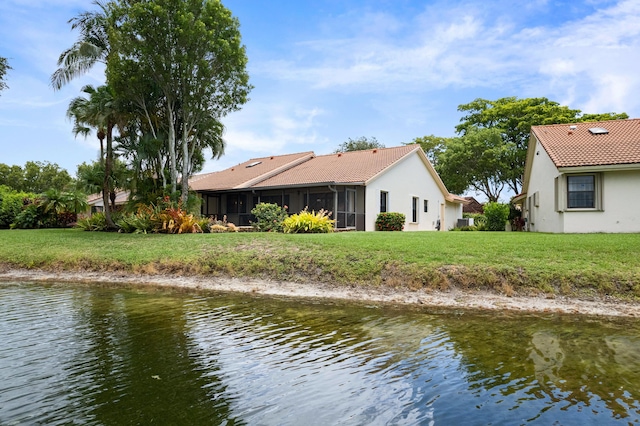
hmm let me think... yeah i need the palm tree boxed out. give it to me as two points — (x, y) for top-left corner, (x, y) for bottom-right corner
(50, 1), (111, 90)
(67, 84), (122, 229)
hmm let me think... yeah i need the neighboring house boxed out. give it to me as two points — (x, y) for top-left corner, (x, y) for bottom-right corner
(514, 119), (640, 233)
(463, 196), (484, 214)
(86, 190), (129, 214)
(190, 145), (465, 231)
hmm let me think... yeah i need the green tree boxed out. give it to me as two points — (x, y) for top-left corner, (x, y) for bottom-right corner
(407, 135), (453, 166)
(0, 56), (10, 94)
(67, 85), (123, 228)
(436, 128), (507, 202)
(110, 0), (252, 203)
(0, 161), (72, 193)
(455, 97), (628, 195)
(0, 163), (25, 190)
(335, 137), (384, 153)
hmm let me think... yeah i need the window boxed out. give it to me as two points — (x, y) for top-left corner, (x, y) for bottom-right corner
(567, 175), (595, 209)
(412, 196), (419, 223)
(423, 199), (428, 213)
(380, 191), (388, 213)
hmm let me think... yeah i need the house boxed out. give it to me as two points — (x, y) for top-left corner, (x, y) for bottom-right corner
(462, 196), (484, 214)
(86, 190), (129, 214)
(514, 119), (640, 233)
(190, 145), (465, 231)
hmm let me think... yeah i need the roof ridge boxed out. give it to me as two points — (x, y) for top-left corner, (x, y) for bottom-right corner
(315, 144), (417, 159)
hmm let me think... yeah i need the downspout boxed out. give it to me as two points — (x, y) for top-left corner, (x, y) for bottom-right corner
(328, 185), (338, 229)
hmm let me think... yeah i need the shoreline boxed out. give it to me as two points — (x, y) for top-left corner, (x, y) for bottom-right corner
(2, 268), (640, 317)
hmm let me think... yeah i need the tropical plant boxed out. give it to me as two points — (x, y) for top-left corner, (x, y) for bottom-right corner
(67, 84), (124, 229)
(375, 212), (406, 231)
(50, 0), (111, 90)
(251, 203), (288, 232)
(0, 187), (32, 228)
(76, 212), (108, 231)
(282, 208), (334, 233)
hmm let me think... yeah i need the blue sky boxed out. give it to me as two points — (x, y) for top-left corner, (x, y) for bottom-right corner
(1, 0), (639, 200)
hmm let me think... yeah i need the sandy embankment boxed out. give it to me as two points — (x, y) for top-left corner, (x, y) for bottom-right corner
(1, 268), (639, 318)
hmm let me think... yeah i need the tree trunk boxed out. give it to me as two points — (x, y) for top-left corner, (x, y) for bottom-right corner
(181, 131), (190, 205)
(103, 123), (116, 229)
(167, 101), (177, 195)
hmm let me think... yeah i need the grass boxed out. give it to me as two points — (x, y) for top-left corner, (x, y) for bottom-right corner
(1, 228), (640, 300)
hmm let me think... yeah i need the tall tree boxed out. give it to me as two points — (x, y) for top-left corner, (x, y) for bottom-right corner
(67, 85), (122, 228)
(334, 136), (385, 153)
(406, 135), (452, 167)
(111, 0), (252, 203)
(50, 1), (112, 90)
(455, 97), (628, 195)
(436, 128), (508, 202)
(0, 56), (10, 94)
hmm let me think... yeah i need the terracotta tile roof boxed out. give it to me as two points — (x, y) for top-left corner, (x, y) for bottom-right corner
(189, 151), (314, 191)
(252, 145), (420, 188)
(531, 118), (640, 168)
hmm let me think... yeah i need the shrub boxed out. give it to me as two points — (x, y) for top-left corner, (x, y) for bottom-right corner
(76, 212), (108, 231)
(282, 208), (334, 233)
(484, 202), (510, 231)
(0, 189), (34, 228)
(251, 203), (288, 232)
(375, 212), (406, 231)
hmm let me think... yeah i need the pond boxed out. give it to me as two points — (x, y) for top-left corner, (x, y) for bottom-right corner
(1, 281), (639, 425)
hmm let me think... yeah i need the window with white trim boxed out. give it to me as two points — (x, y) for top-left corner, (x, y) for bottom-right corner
(411, 196), (419, 223)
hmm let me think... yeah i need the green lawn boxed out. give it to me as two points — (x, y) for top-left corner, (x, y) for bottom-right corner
(1, 229), (639, 299)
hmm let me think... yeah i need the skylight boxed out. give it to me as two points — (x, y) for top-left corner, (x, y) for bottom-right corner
(588, 127), (609, 135)
(246, 161), (262, 168)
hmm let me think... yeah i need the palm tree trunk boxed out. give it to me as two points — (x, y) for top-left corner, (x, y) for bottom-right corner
(103, 123), (116, 229)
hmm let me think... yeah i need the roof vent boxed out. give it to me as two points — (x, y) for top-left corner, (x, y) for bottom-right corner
(569, 125), (577, 130)
(588, 127), (609, 135)
(246, 161), (262, 168)
(372, 149), (378, 154)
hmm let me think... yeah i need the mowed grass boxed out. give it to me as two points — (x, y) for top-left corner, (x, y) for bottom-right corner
(1, 228), (639, 299)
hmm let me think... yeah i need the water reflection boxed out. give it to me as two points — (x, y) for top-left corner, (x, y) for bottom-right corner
(0, 282), (639, 425)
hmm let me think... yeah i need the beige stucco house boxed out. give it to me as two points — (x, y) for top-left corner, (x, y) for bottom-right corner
(514, 119), (640, 233)
(190, 145), (465, 231)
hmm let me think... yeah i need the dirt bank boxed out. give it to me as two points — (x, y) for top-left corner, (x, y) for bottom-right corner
(1, 268), (639, 317)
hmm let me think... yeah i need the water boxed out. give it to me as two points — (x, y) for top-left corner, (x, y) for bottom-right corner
(1, 282), (639, 425)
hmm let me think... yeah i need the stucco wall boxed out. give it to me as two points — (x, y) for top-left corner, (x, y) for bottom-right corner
(527, 137), (640, 233)
(525, 139), (564, 233)
(563, 169), (640, 233)
(365, 152), (455, 231)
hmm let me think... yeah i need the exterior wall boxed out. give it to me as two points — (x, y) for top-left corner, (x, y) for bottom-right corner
(365, 152), (454, 231)
(444, 201), (463, 231)
(524, 139), (564, 233)
(562, 169), (640, 233)
(526, 137), (640, 233)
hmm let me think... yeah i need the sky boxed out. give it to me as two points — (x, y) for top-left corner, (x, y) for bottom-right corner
(1, 0), (640, 200)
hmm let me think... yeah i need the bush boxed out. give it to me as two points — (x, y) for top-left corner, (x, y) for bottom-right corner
(0, 189), (33, 228)
(76, 212), (108, 231)
(484, 202), (510, 231)
(251, 203), (288, 232)
(375, 212), (406, 231)
(282, 208), (334, 233)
